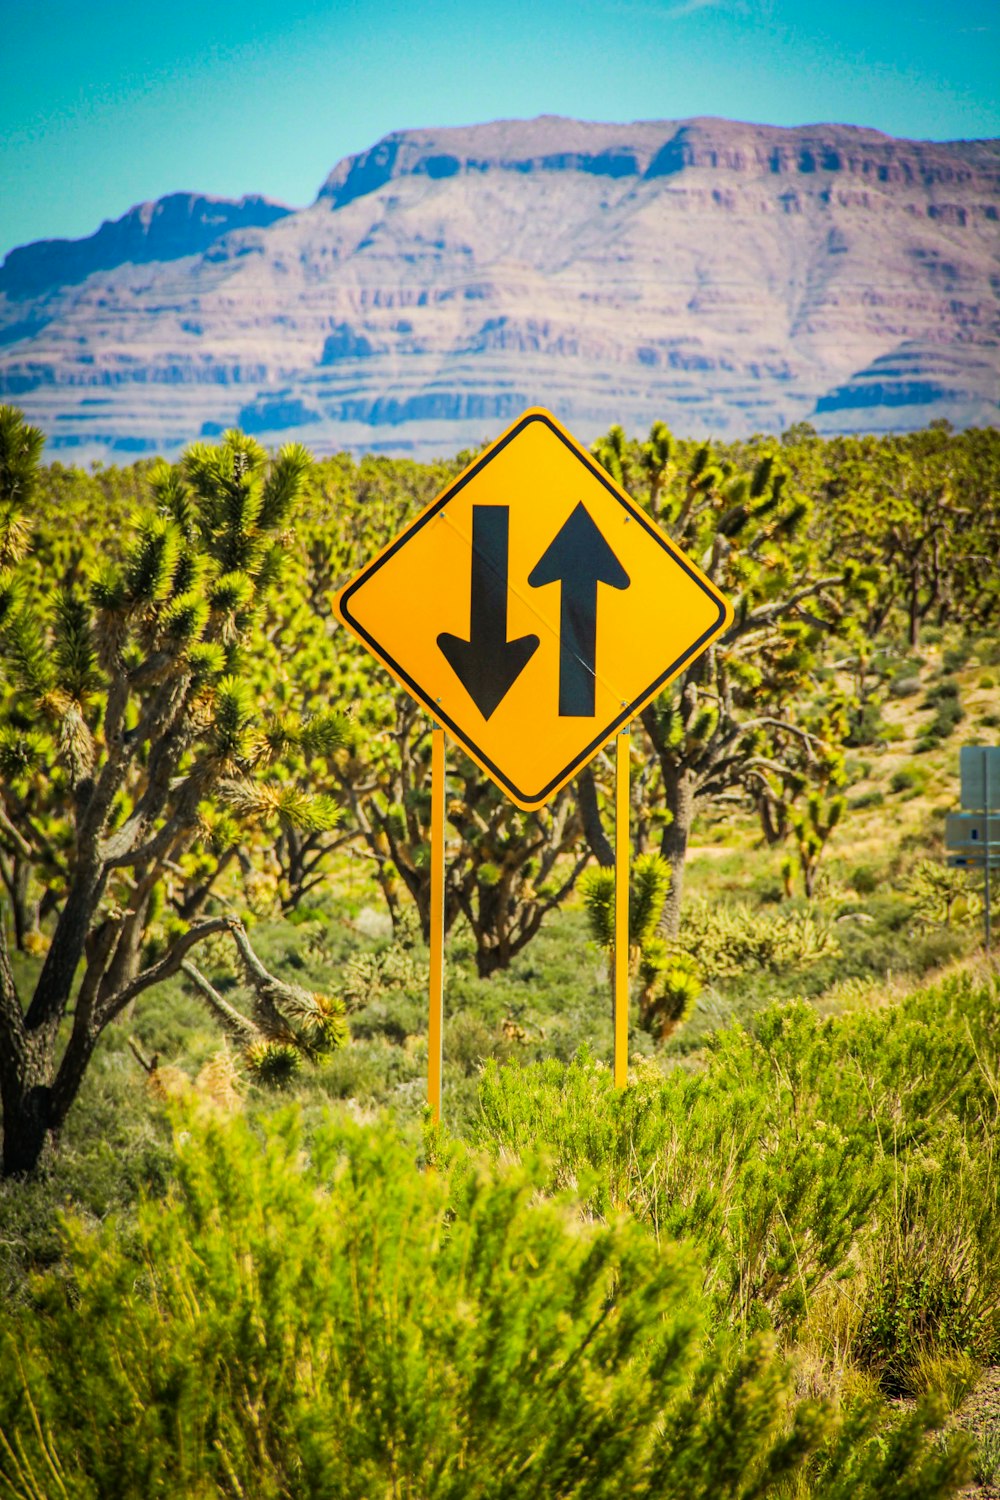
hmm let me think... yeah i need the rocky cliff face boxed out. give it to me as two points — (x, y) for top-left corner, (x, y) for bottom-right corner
(1, 117), (996, 461)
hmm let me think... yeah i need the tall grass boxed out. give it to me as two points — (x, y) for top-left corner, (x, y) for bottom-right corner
(473, 974), (1000, 1392)
(0, 1094), (976, 1499)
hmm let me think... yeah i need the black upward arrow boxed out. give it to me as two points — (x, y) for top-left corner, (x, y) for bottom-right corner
(437, 505), (540, 719)
(528, 501), (630, 717)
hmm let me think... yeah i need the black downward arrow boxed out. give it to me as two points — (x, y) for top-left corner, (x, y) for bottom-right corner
(528, 502), (630, 716)
(437, 505), (540, 719)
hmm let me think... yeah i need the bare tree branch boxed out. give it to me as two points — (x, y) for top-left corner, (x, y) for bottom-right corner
(102, 916), (237, 1023)
(180, 960), (260, 1043)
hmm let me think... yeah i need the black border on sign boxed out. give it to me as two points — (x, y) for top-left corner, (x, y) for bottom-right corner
(337, 410), (729, 808)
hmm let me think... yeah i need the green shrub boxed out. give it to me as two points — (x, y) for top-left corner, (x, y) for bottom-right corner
(907, 926), (970, 973)
(676, 898), (839, 979)
(0, 1053), (174, 1304)
(0, 1110), (851, 1500)
(905, 860), (981, 927)
(444, 1008), (522, 1075)
(340, 941), (429, 1009)
(855, 1244), (998, 1397)
(974, 1421), (1000, 1485)
(941, 644), (971, 674)
(890, 765), (928, 797)
(475, 977), (1000, 1392)
(850, 1113), (1000, 1398)
(244, 1038), (303, 1088)
(849, 789), (885, 811)
(349, 990), (427, 1044)
(0, 983), (989, 1497)
(847, 700), (885, 747)
(317, 1035), (424, 1104)
(849, 864), (879, 895)
(476, 1037), (883, 1336)
(920, 680), (964, 743)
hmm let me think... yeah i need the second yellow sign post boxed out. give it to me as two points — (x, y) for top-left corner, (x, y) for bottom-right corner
(614, 727), (631, 1090)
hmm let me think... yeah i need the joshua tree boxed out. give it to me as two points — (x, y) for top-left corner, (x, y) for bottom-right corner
(0, 413), (347, 1175)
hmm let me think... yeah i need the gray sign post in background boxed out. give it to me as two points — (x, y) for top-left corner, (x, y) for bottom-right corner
(951, 746), (1000, 951)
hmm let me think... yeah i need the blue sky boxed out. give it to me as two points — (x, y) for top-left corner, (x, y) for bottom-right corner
(3, 0), (997, 257)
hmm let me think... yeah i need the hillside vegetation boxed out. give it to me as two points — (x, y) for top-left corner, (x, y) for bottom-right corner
(0, 410), (999, 1496)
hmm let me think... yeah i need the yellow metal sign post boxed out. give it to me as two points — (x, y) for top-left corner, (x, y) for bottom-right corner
(614, 728), (630, 1089)
(335, 408), (732, 1114)
(428, 727), (446, 1122)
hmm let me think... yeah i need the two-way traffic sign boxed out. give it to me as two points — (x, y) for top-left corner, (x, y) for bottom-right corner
(335, 408), (733, 809)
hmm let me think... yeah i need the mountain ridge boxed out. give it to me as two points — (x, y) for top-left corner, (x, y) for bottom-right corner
(317, 115), (1000, 210)
(0, 193), (293, 302)
(1, 115), (997, 460)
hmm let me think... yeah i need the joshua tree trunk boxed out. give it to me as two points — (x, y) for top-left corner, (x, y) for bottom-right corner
(1, 1088), (52, 1177)
(0, 935), (57, 1176)
(658, 767), (695, 939)
(0, 917), (103, 1177)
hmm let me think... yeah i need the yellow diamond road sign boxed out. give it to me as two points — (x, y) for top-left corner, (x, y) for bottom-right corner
(335, 408), (733, 811)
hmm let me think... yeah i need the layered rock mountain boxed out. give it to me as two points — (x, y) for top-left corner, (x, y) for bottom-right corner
(0, 194), (292, 301)
(1, 116), (997, 461)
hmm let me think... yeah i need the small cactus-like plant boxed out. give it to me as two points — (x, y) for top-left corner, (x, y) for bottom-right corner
(791, 792), (845, 898)
(297, 993), (349, 1057)
(580, 853), (698, 1044)
(639, 949), (702, 1040)
(244, 1040), (303, 1090)
(781, 855), (795, 901)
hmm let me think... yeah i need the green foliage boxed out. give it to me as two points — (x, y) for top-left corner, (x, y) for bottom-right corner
(904, 860), (981, 927)
(475, 976), (1000, 1399)
(0, 404), (44, 569)
(676, 898), (839, 979)
(974, 1422), (1000, 1486)
(849, 788), (885, 810)
(578, 851), (670, 953)
(244, 1039), (303, 1088)
(855, 1247), (996, 1398)
(0, 418), (353, 1176)
(849, 864), (880, 895)
(579, 852), (698, 1042)
(341, 940), (429, 1010)
(790, 792), (846, 898)
(0, 1109), (864, 1500)
(890, 764), (928, 797)
(919, 679), (964, 746)
(639, 948), (702, 1038)
(631, 851), (671, 947)
(476, 1042), (878, 1335)
(818, 427), (1000, 650)
(578, 864), (615, 946)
